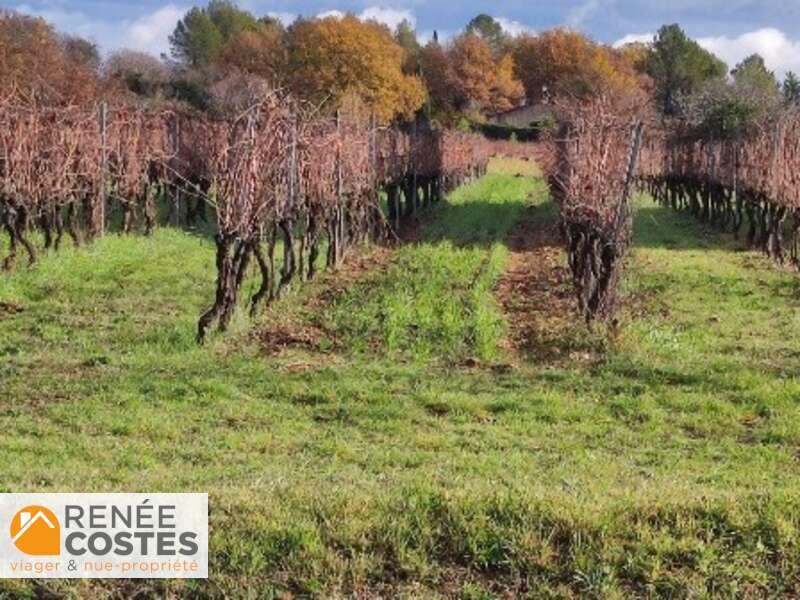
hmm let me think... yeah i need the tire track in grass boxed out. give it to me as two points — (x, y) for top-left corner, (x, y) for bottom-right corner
(496, 203), (572, 356)
(495, 198), (602, 363)
(251, 244), (396, 357)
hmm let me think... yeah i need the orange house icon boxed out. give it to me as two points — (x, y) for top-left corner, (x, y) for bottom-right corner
(9, 505), (61, 556)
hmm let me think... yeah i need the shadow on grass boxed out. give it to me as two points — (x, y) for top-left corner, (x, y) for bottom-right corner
(419, 195), (742, 254)
(633, 202), (745, 252)
(599, 356), (748, 393)
(99, 197), (218, 241)
(414, 199), (528, 248)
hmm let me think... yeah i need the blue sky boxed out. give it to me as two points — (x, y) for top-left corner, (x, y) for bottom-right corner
(6, 0), (800, 77)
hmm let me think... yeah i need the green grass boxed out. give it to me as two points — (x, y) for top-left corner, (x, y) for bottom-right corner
(326, 170), (547, 361)
(2, 161), (800, 597)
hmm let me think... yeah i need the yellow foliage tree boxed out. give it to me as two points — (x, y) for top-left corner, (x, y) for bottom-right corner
(287, 15), (426, 123)
(491, 53), (525, 113)
(616, 42), (650, 74)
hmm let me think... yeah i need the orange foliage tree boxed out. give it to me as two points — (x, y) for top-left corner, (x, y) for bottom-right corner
(0, 11), (98, 104)
(448, 34), (496, 112)
(422, 34), (524, 119)
(491, 53), (525, 113)
(419, 41), (460, 115)
(513, 29), (648, 103)
(286, 15), (426, 123)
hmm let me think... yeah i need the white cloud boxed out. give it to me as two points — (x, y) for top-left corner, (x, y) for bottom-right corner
(125, 5), (187, 55)
(317, 6), (415, 31)
(495, 17), (535, 37)
(265, 11), (297, 26)
(612, 33), (654, 48)
(14, 3), (188, 57)
(359, 6), (415, 30)
(697, 28), (800, 78)
(317, 9), (345, 19)
(566, 0), (601, 28)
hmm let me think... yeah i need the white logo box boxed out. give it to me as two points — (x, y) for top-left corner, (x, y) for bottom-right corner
(0, 493), (208, 579)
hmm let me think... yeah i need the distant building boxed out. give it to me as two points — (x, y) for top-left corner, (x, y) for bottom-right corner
(487, 103), (553, 129)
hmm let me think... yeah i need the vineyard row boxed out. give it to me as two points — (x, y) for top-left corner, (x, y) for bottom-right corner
(540, 98), (800, 329)
(542, 96), (644, 325)
(0, 93), (492, 340)
(639, 115), (800, 266)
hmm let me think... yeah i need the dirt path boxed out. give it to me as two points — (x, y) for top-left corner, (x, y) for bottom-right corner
(496, 204), (582, 361)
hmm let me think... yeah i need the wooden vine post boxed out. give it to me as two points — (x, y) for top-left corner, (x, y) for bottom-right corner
(614, 120), (644, 234)
(411, 118), (418, 215)
(172, 115), (182, 228)
(97, 101), (108, 238)
(334, 110), (344, 267)
(278, 114), (297, 295)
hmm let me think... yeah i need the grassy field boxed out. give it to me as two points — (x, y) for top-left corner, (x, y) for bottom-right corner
(2, 158), (800, 598)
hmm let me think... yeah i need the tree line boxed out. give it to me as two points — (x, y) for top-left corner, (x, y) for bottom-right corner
(4, 2), (797, 128)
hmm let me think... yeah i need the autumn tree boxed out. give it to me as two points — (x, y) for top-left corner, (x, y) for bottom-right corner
(0, 10), (98, 103)
(62, 36), (100, 71)
(286, 15), (426, 122)
(219, 18), (287, 85)
(104, 50), (170, 98)
(420, 33), (523, 119)
(448, 34), (497, 112)
(491, 53), (525, 113)
(449, 34), (524, 115)
(616, 41), (650, 74)
(646, 24), (727, 114)
(419, 40), (460, 117)
(513, 29), (646, 104)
